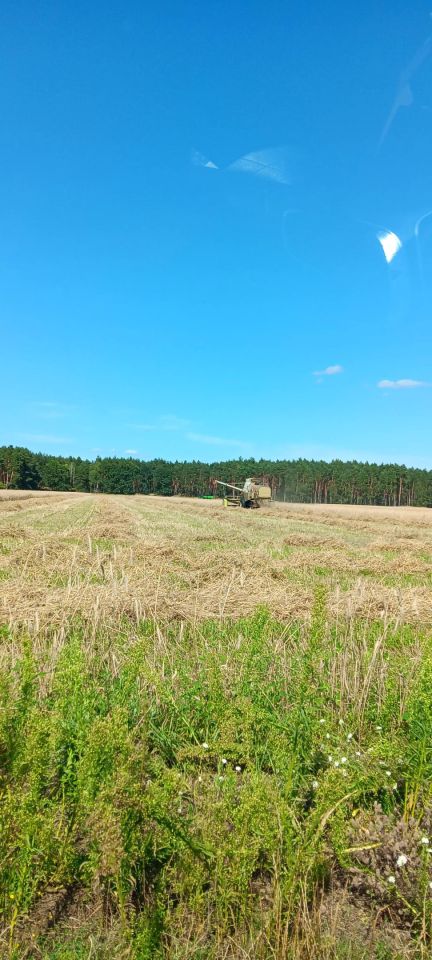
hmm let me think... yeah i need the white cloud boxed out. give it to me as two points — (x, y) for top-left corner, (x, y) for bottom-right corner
(29, 401), (75, 420)
(186, 432), (249, 448)
(129, 415), (190, 432)
(378, 379), (429, 389)
(159, 415), (190, 430)
(18, 433), (73, 444)
(379, 32), (432, 146)
(192, 149), (219, 169)
(129, 423), (156, 431)
(228, 147), (291, 185)
(124, 449), (138, 455)
(313, 365), (343, 377)
(193, 145), (291, 184)
(377, 230), (402, 264)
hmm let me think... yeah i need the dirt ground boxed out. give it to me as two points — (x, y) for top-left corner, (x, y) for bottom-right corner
(1, 491), (432, 628)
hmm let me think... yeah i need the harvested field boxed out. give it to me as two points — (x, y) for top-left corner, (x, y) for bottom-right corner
(2, 492), (432, 959)
(1, 491), (432, 628)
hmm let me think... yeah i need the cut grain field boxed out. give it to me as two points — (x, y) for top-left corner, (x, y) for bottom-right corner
(2, 492), (432, 959)
(2, 491), (432, 628)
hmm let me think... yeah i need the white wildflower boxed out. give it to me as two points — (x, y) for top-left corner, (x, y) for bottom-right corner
(392, 783), (398, 791)
(347, 733), (353, 741)
(202, 742), (209, 749)
(396, 854), (408, 868)
(221, 758), (227, 765)
(198, 776), (202, 783)
(421, 837), (429, 845)
(429, 882), (432, 890)
(341, 757), (347, 764)
(319, 718), (325, 724)
(355, 751), (361, 757)
(385, 770), (391, 777)
(339, 719), (344, 726)
(326, 733), (331, 739)
(376, 725), (382, 731)
(235, 765), (241, 772)
(387, 875), (396, 884)
(312, 780), (319, 790)
(218, 775), (224, 781)
(334, 761), (340, 768)
(328, 755), (333, 762)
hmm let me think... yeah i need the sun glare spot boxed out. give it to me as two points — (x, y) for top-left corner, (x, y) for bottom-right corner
(377, 230), (402, 263)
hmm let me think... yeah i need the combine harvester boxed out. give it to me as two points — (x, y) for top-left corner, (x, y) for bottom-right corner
(213, 478), (272, 509)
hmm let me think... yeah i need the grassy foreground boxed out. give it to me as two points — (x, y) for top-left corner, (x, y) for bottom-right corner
(1, 598), (432, 958)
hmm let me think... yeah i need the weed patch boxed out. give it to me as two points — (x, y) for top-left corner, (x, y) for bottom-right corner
(1, 611), (432, 958)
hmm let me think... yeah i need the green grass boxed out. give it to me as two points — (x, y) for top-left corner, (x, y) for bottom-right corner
(1, 599), (432, 958)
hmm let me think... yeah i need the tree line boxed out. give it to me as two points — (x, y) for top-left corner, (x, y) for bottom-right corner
(1, 445), (431, 506)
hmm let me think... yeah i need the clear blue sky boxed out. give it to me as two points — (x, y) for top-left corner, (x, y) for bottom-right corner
(2, 1), (432, 467)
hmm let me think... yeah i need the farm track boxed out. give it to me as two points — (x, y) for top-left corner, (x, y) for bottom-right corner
(1, 491), (432, 629)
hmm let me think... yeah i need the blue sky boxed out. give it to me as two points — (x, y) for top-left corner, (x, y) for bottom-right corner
(1, 1), (432, 467)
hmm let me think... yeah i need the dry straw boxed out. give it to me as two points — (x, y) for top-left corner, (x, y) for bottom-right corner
(1, 490), (432, 633)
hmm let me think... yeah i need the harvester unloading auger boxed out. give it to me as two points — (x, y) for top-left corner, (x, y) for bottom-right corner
(213, 478), (272, 509)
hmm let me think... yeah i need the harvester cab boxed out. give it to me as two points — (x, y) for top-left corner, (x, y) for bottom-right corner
(213, 478), (272, 508)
